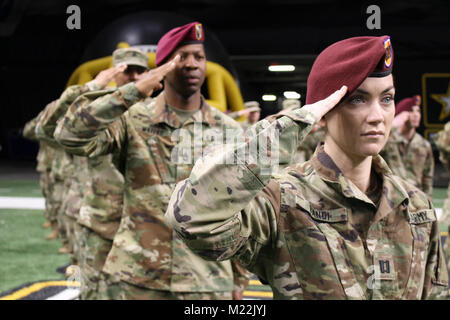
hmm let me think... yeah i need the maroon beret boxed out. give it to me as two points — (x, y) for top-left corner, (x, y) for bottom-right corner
(395, 95), (421, 115)
(306, 36), (393, 105)
(155, 22), (205, 66)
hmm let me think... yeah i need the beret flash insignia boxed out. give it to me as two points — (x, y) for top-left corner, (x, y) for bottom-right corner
(195, 23), (203, 40)
(384, 37), (392, 68)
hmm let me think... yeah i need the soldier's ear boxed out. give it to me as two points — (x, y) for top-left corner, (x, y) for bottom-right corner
(319, 118), (327, 128)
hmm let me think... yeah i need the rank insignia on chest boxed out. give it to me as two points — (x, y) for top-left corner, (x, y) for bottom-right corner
(374, 254), (396, 280)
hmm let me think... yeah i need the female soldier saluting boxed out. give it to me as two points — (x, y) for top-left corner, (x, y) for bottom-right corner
(165, 36), (449, 300)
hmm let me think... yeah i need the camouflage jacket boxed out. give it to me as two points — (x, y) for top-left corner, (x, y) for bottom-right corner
(380, 128), (434, 198)
(23, 107), (55, 173)
(39, 81), (124, 238)
(23, 111), (42, 142)
(78, 152), (125, 240)
(291, 127), (325, 165)
(38, 83), (103, 217)
(165, 108), (449, 300)
(35, 143), (55, 173)
(35, 98), (75, 182)
(435, 122), (450, 226)
(55, 82), (247, 292)
(435, 122), (450, 172)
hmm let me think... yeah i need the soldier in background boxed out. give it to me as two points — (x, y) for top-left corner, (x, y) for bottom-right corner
(41, 47), (148, 299)
(281, 98), (300, 112)
(166, 35), (449, 299)
(433, 122), (450, 274)
(55, 22), (249, 299)
(380, 95), (434, 198)
(22, 108), (56, 233)
(291, 125), (325, 165)
(227, 101), (261, 132)
(24, 101), (68, 245)
(36, 101), (85, 258)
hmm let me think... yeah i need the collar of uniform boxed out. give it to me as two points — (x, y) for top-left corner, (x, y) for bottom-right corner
(184, 97), (218, 127)
(310, 144), (342, 182)
(310, 144), (409, 221)
(310, 145), (397, 206)
(391, 127), (419, 145)
(371, 155), (410, 223)
(149, 92), (217, 128)
(310, 145), (373, 205)
(409, 131), (422, 146)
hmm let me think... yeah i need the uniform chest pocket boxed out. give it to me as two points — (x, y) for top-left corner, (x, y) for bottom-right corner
(415, 149), (428, 159)
(146, 134), (177, 184)
(282, 203), (366, 299)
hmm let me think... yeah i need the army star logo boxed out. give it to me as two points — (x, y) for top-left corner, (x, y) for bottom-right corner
(195, 24), (203, 40)
(431, 83), (450, 121)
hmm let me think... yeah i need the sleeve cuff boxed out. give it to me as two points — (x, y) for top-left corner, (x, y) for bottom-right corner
(280, 108), (318, 126)
(85, 80), (103, 91)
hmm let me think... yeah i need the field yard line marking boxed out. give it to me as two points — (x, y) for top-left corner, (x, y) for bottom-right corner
(243, 290), (273, 298)
(0, 198), (446, 223)
(436, 208), (442, 220)
(0, 197), (45, 210)
(46, 288), (80, 300)
(249, 279), (265, 286)
(0, 280), (79, 300)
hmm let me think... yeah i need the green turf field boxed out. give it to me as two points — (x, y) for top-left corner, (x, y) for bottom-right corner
(433, 187), (448, 210)
(0, 208), (70, 293)
(0, 180), (42, 198)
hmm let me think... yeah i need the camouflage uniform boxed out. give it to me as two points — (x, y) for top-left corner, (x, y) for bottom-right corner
(37, 83), (100, 260)
(291, 126), (325, 165)
(227, 101), (261, 133)
(50, 149), (71, 244)
(34, 143), (55, 224)
(112, 47), (149, 70)
(32, 101), (69, 241)
(61, 155), (89, 261)
(23, 111), (55, 224)
(55, 82), (248, 299)
(74, 148), (125, 300)
(165, 108), (449, 300)
(38, 80), (124, 299)
(434, 122), (450, 272)
(381, 127), (435, 198)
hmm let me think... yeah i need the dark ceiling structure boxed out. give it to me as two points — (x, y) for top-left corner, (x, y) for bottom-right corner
(0, 0), (449, 160)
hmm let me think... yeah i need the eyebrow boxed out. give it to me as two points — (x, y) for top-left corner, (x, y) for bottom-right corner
(354, 86), (395, 95)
